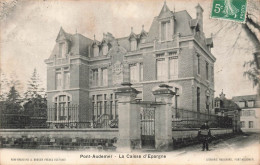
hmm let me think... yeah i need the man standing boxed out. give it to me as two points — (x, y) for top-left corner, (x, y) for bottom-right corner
(198, 121), (211, 151)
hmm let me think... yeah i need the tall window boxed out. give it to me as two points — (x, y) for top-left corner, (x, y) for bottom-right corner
(92, 95), (95, 120)
(197, 55), (200, 75)
(64, 72), (70, 89)
(110, 94), (113, 119)
(140, 38), (145, 44)
(140, 63), (143, 81)
(102, 44), (108, 55)
(56, 72), (62, 90)
(130, 39), (137, 51)
(240, 121), (245, 128)
(161, 21), (170, 41)
(206, 96), (210, 114)
(104, 94), (107, 114)
(54, 95), (71, 121)
(197, 87), (200, 112)
(249, 121), (254, 128)
(156, 59), (167, 80)
(92, 69), (99, 86)
(93, 45), (99, 57)
(130, 64), (138, 83)
(102, 68), (108, 86)
(206, 62), (209, 80)
(169, 56), (178, 79)
(96, 95), (102, 118)
(211, 66), (214, 82)
(92, 93), (118, 121)
(59, 42), (65, 58)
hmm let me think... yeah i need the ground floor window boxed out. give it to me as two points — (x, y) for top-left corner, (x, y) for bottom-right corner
(92, 93), (118, 121)
(249, 121), (254, 128)
(240, 121), (245, 128)
(53, 94), (71, 121)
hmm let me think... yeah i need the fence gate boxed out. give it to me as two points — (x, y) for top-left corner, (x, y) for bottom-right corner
(140, 106), (155, 148)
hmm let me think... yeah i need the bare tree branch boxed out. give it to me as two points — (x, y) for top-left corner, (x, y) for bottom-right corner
(242, 22), (260, 51)
(247, 15), (260, 31)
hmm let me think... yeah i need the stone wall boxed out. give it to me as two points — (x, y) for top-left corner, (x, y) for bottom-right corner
(172, 128), (233, 139)
(0, 129), (118, 139)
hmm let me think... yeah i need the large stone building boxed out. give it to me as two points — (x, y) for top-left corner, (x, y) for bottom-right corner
(45, 2), (215, 124)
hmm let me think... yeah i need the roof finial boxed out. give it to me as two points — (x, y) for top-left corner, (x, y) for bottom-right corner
(164, 0), (167, 11)
(131, 27), (133, 33)
(142, 25), (144, 30)
(94, 34), (96, 40)
(76, 28), (77, 34)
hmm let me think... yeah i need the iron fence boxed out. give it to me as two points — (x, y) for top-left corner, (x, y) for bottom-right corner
(47, 104), (118, 129)
(172, 108), (233, 129)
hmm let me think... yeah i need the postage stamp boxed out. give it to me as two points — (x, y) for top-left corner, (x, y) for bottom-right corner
(211, 0), (247, 22)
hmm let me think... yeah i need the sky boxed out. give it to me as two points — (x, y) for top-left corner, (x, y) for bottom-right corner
(0, 0), (258, 99)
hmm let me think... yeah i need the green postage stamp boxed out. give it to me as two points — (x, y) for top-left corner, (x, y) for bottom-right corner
(211, 0), (247, 22)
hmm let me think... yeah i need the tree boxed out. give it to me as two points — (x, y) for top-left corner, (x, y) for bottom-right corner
(0, 73), (9, 100)
(24, 68), (45, 99)
(0, 72), (23, 101)
(210, 0), (260, 87)
(242, 12), (260, 87)
(23, 68), (47, 118)
(3, 86), (22, 114)
(23, 95), (47, 117)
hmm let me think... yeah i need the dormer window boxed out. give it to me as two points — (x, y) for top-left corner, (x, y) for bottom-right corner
(59, 42), (66, 58)
(102, 44), (108, 55)
(140, 38), (146, 44)
(160, 21), (171, 41)
(130, 38), (137, 51)
(93, 45), (99, 57)
(140, 25), (148, 44)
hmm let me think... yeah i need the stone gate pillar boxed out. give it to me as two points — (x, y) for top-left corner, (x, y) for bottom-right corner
(114, 82), (141, 151)
(152, 84), (175, 150)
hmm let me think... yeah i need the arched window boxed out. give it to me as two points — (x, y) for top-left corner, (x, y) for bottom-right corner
(53, 93), (72, 121)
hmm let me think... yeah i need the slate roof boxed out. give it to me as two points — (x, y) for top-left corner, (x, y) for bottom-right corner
(49, 3), (209, 59)
(50, 30), (94, 58)
(158, 1), (174, 19)
(232, 95), (257, 102)
(222, 99), (241, 111)
(190, 19), (198, 28)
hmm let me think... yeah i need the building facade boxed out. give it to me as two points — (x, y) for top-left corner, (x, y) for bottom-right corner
(45, 3), (216, 124)
(232, 95), (260, 133)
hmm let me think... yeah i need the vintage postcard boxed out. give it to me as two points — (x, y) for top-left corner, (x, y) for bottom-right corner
(0, 0), (259, 164)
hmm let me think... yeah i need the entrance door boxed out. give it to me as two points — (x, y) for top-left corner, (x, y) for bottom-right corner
(140, 107), (155, 148)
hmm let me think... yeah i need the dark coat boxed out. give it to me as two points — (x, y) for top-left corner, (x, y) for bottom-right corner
(198, 124), (211, 141)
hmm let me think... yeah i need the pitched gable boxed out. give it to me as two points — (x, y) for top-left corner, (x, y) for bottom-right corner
(158, 2), (173, 19)
(56, 27), (72, 42)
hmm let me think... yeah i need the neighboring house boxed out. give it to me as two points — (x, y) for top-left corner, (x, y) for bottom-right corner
(215, 91), (241, 132)
(232, 95), (260, 133)
(45, 2), (216, 125)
